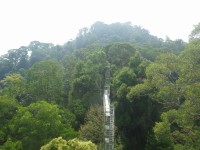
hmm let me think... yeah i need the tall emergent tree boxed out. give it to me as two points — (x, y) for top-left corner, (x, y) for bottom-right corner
(26, 60), (64, 104)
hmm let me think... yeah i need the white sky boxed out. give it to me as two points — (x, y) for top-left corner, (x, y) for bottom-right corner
(0, 0), (199, 56)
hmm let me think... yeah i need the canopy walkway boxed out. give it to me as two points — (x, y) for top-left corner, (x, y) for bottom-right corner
(103, 64), (114, 150)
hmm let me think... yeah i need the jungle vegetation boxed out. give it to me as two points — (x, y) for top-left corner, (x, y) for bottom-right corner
(1, 21), (200, 150)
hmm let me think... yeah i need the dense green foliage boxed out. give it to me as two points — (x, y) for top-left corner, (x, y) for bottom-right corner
(40, 137), (97, 150)
(1, 21), (199, 150)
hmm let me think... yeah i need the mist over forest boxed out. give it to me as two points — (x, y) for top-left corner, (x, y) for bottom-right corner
(0, 21), (200, 150)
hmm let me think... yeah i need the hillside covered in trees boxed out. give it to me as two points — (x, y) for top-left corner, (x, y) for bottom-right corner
(0, 21), (200, 149)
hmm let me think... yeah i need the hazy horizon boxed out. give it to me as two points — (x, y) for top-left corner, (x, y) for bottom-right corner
(0, 0), (199, 55)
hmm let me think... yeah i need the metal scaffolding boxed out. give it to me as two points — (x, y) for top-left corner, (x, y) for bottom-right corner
(103, 64), (114, 150)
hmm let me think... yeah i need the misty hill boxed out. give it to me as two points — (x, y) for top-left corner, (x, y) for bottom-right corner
(0, 22), (186, 80)
(67, 21), (186, 54)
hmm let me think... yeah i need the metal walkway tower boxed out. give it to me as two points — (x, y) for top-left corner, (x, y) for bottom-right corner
(103, 64), (114, 150)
